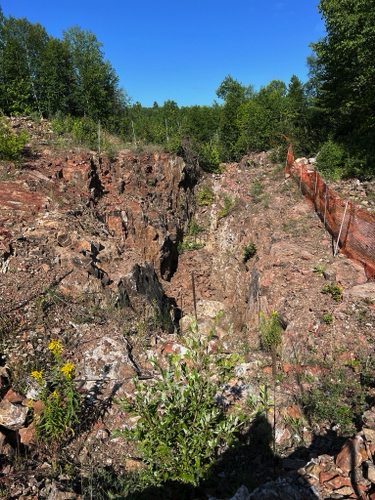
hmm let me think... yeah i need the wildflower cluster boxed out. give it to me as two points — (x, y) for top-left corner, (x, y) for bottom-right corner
(48, 339), (63, 357)
(31, 370), (44, 383)
(30, 341), (81, 442)
(61, 362), (75, 379)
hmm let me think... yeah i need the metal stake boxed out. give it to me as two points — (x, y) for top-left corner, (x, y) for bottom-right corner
(334, 198), (350, 257)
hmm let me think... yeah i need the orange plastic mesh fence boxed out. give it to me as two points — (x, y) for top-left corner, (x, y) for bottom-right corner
(285, 144), (375, 280)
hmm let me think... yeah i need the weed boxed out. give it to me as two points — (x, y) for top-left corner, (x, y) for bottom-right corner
(321, 283), (343, 302)
(259, 311), (282, 353)
(177, 238), (204, 254)
(302, 368), (366, 434)
(284, 415), (303, 435)
(217, 194), (239, 220)
(116, 315), (244, 487)
(322, 313), (333, 325)
(313, 264), (326, 277)
(31, 341), (81, 442)
(196, 186), (214, 206)
(246, 384), (274, 418)
(189, 218), (204, 237)
(250, 179), (264, 202)
(243, 241), (257, 263)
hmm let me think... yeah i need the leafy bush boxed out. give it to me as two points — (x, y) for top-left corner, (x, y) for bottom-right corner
(117, 316), (244, 487)
(217, 194), (239, 220)
(196, 186), (214, 206)
(199, 143), (224, 173)
(243, 241), (257, 263)
(31, 340), (81, 442)
(302, 368), (366, 434)
(189, 218), (204, 237)
(321, 283), (343, 302)
(250, 179), (264, 201)
(322, 313), (333, 325)
(313, 264), (325, 276)
(316, 140), (347, 181)
(177, 238), (204, 254)
(0, 118), (28, 165)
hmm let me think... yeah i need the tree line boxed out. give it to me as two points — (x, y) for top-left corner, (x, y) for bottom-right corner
(1, 1), (374, 178)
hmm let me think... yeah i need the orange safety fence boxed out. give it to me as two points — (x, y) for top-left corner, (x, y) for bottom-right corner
(285, 144), (375, 281)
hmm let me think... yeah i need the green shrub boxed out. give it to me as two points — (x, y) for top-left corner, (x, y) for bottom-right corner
(302, 368), (366, 433)
(322, 313), (333, 325)
(313, 264), (326, 276)
(117, 315), (244, 487)
(199, 143), (224, 173)
(0, 118), (28, 165)
(196, 186), (214, 206)
(177, 237), (204, 254)
(321, 283), (343, 302)
(189, 218), (204, 237)
(316, 140), (347, 181)
(250, 179), (264, 201)
(217, 194), (239, 220)
(243, 241), (257, 263)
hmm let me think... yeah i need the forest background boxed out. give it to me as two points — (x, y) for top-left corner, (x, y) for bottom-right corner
(1, 0), (375, 179)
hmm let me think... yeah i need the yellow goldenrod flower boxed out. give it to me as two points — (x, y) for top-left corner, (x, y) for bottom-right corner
(60, 362), (75, 379)
(52, 390), (59, 399)
(48, 339), (63, 357)
(31, 370), (44, 383)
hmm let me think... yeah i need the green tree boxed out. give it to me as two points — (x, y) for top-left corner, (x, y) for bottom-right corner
(63, 26), (120, 121)
(216, 75), (251, 161)
(311, 0), (375, 175)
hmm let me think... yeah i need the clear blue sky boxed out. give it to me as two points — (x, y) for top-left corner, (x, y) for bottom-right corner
(1, 0), (325, 107)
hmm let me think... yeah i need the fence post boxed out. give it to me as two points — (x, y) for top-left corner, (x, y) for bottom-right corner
(191, 272), (198, 322)
(314, 169), (319, 210)
(324, 185), (328, 227)
(97, 119), (101, 154)
(334, 198), (350, 257)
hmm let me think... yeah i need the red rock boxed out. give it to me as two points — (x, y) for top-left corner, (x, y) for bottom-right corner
(287, 405), (301, 419)
(326, 475), (352, 490)
(335, 436), (364, 473)
(262, 366), (273, 374)
(19, 425), (36, 446)
(3, 389), (23, 403)
(162, 343), (174, 355)
(319, 471), (337, 487)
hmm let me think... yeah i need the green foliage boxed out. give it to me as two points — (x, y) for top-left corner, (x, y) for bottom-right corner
(71, 116), (99, 149)
(178, 238), (204, 254)
(321, 283), (343, 302)
(31, 340), (81, 442)
(246, 384), (274, 418)
(199, 142), (224, 173)
(313, 264), (326, 276)
(196, 186), (214, 207)
(217, 194), (239, 220)
(0, 118), (28, 164)
(310, 0), (375, 177)
(302, 368), (366, 433)
(316, 140), (347, 180)
(189, 218), (203, 237)
(117, 315), (244, 487)
(259, 311), (282, 352)
(243, 241), (257, 263)
(250, 179), (264, 203)
(322, 313), (333, 325)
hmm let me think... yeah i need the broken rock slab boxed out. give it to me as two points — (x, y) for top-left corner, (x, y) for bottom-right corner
(0, 400), (28, 430)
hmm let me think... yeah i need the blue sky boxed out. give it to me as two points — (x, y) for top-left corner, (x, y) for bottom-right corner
(1, 0), (325, 107)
